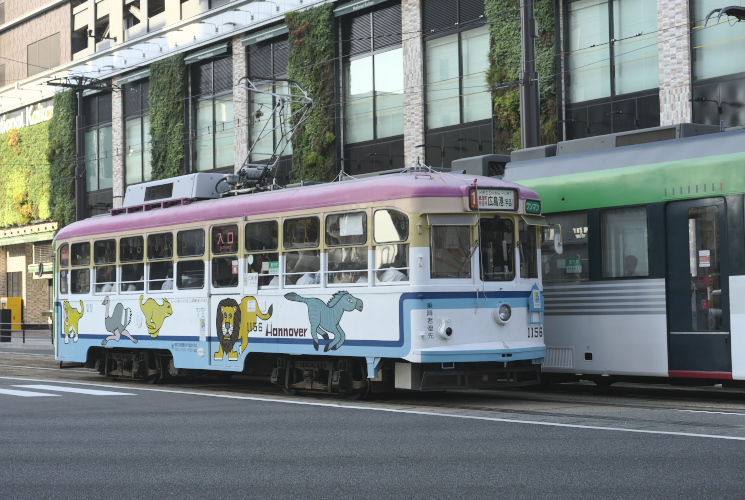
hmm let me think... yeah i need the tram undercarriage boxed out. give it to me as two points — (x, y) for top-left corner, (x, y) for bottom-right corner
(85, 348), (540, 396)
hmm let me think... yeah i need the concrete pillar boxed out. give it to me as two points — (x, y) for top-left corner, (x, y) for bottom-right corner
(657, 0), (693, 125)
(402, 0), (424, 169)
(233, 36), (248, 173)
(111, 75), (125, 208)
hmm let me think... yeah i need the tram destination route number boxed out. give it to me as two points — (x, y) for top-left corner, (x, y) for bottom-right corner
(528, 325), (543, 338)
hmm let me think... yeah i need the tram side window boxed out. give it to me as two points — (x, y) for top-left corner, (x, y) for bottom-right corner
(480, 217), (515, 281)
(148, 232), (174, 291)
(326, 212), (368, 284)
(70, 242), (90, 294)
(246, 221), (279, 289)
(543, 212), (589, 282)
(58, 243), (70, 295)
(601, 207), (649, 278)
(212, 224), (239, 288)
(284, 217), (320, 285)
(94, 239), (116, 293)
(177, 229), (205, 289)
(120, 236), (144, 292)
(374, 209), (409, 283)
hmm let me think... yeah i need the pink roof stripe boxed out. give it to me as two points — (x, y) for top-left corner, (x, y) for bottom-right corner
(56, 173), (540, 241)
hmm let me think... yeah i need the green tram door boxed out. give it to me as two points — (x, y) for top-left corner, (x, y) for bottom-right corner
(666, 198), (732, 377)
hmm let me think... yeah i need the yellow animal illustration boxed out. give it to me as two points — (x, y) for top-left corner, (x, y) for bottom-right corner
(139, 296), (173, 338)
(62, 300), (84, 344)
(215, 298), (241, 361)
(238, 296), (273, 354)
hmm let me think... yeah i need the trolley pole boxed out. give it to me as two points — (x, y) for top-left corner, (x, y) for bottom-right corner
(75, 87), (86, 221)
(520, 0), (541, 149)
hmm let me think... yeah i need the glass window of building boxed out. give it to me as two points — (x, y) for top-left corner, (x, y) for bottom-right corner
(84, 93), (113, 193)
(192, 56), (234, 172)
(124, 79), (152, 186)
(342, 4), (404, 144)
(691, 0), (745, 80)
(422, 0), (490, 130)
(248, 36), (293, 163)
(566, 0), (659, 103)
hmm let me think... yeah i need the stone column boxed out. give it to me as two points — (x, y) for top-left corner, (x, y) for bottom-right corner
(657, 0), (693, 125)
(233, 36), (249, 173)
(403, 0), (424, 169)
(111, 75), (125, 208)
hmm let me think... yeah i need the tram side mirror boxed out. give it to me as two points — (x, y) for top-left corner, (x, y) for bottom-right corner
(551, 224), (563, 255)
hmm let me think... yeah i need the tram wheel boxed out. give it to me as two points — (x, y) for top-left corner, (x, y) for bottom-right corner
(282, 387), (298, 396)
(593, 377), (615, 387)
(343, 359), (370, 400)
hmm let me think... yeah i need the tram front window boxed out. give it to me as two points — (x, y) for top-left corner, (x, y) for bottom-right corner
(479, 217), (515, 281)
(519, 220), (538, 279)
(431, 226), (472, 279)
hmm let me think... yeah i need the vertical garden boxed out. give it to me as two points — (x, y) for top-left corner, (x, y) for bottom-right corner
(486, 0), (557, 153)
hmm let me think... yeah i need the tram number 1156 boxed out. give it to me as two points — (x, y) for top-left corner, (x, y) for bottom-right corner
(528, 326), (543, 338)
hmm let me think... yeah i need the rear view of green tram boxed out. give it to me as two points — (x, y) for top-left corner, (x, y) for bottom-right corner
(503, 125), (745, 386)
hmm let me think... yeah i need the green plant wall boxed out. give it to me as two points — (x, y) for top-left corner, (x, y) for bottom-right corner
(286, 3), (336, 182)
(150, 54), (186, 180)
(47, 89), (77, 228)
(0, 122), (52, 227)
(486, 0), (557, 153)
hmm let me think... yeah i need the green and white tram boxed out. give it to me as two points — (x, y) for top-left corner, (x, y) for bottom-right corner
(503, 126), (745, 386)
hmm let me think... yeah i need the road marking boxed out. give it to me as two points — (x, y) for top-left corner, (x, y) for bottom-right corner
(15, 385), (135, 396)
(676, 409), (745, 416)
(0, 363), (94, 374)
(2, 376), (744, 441)
(0, 388), (59, 397)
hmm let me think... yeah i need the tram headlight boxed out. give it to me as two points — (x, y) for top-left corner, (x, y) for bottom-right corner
(493, 304), (512, 325)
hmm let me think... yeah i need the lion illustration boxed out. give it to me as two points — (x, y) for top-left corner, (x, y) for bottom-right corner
(139, 296), (173, 338)
(214, 298), (241, 361)
(237, 296), (273, 354)
(62, 300), (84, 344)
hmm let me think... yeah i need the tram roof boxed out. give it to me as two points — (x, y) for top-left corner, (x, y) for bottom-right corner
(56, 172), (539, 241)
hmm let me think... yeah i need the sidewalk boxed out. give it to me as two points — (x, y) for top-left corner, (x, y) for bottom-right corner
(0, 335), (55, 352)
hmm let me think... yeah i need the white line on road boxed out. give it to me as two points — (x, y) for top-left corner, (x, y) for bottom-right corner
(15, 385), (135, 396)
(0, 364), (94, 374)
(675, 409), (745, 416)
(2, 376), (744, 441)
(0, 388), (59, 397)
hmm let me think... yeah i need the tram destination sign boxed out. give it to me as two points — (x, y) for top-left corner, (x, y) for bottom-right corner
(468, 187), (517, 211)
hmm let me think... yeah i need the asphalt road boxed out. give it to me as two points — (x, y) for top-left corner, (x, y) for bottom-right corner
(1, 349), (745, 499)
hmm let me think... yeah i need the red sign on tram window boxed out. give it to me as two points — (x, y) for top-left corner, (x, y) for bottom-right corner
(212, 225), (239, 254)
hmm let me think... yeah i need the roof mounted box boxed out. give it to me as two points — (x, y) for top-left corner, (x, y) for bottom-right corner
(122, 173), (227, 208)
(450, 154), (511, 177)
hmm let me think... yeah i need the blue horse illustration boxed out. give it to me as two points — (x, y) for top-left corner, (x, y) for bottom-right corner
(284, 291), (363, 352)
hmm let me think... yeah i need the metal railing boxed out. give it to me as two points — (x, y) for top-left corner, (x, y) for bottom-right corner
(0, 322), (53, 344)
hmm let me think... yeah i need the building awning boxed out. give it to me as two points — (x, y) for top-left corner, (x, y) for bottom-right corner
(184, 42), (230, 64)
(0, 223), (58, 247)
(118, 68), (151, 85)
(334, 0), (388, 16)
(242, 25), (289, 46)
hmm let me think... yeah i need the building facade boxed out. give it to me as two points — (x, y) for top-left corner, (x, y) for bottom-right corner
(1, 0), (744, 324)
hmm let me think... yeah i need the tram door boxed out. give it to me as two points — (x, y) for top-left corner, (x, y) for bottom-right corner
(665, 198), (732, 376)
(208, 224), (243, 364)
